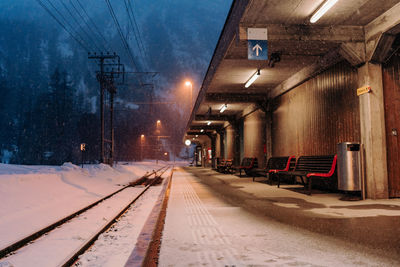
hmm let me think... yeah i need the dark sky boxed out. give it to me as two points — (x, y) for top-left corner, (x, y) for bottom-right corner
(0, 0), (232, 98)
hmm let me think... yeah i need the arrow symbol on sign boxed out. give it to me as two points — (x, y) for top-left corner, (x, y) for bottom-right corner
(252, 44), (262, 56)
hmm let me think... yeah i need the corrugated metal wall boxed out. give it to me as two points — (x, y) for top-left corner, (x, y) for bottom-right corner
(272, 61), (360, 156)
(382, 52), (400, 198)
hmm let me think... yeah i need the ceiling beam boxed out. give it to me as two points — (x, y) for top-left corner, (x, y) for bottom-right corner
(365, 2), (400, 42)
(239, 24), (364, 43)
(204, 93), (268, 103)
(189, 125), (223, 131)
(195, 114), (235, 121)
(186, 132), (208, 136)
(339, 42), (365, 66)
(269, 49), (343, 99)
(365, 2), (400, 62)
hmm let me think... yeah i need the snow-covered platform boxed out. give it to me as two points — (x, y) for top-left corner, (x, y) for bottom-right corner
(159, 166), (400, 266)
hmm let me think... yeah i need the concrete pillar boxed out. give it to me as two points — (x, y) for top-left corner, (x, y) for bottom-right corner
(220, 131), (225, 159)
(225, 126), (235, 160)
(265, 111), (273, 163)
(358, 62), (389, 199)
(243, 110), (265, 167)
(215, 132), (221, 158)
(207, 133), (217, 169)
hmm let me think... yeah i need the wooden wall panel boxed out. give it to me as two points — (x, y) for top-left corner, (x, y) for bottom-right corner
(272, 61), (360, 156)
(383, 53), (400, 198)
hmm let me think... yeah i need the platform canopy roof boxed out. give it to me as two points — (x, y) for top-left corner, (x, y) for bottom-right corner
(185, 0), (400, 137)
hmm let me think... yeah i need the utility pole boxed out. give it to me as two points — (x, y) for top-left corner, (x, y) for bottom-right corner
(88, 52), (124, 165)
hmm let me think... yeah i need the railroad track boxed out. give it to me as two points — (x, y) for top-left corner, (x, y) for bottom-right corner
(0, 165), (171, 266)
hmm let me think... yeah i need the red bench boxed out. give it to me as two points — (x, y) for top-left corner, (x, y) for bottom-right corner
(278, 155), (337, 195)
(235, 157), (258, 176)
(251, 156), (295, 183)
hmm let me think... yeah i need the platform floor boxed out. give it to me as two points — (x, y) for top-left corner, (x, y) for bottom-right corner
(158, 167), (400, 266)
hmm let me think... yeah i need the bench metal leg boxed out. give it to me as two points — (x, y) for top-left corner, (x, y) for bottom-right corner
(277, 173), (280, 188)
(308, 177), (312, 195)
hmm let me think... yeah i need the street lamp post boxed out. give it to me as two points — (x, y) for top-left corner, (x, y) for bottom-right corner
(140, 134), (145, 161)
(156, 120), (161, 164)
(185, 81), (193, 110)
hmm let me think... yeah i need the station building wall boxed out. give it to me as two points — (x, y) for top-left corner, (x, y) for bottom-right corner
(383, 53), (400, 197)
(271, 61), (360, 156)
(243, 109), (266, 167)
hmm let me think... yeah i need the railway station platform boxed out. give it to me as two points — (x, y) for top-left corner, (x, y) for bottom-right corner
(158, 166), (400, 266)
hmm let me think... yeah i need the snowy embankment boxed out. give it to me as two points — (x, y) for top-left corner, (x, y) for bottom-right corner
(0, 161), (166, 249)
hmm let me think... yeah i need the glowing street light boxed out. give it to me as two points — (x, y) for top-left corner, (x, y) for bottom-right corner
(185, 80), (193, 110)
(140, 134), (145, 161)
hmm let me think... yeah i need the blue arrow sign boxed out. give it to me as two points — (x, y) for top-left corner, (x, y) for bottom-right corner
(248, 40), (268, 60)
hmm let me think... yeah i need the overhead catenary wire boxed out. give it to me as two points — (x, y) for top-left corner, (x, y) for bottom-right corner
(128, 1), (150, 66)
(123, 0), (147, 69)
(43, 0), (96, 51)
(104, 0), (142, 83)
(58, 0), (102, 52)
(35, 0), (90, 52)
(73, 0), (111, 52)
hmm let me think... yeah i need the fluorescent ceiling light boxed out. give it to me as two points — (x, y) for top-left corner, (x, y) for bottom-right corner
(245, 70), (260, 88)
(219, 104), (227, 113)
(310, 0), (338, 23)
(207, 121), (211, 125)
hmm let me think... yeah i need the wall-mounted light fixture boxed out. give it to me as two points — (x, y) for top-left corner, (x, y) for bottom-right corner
(200, 129), (204, 132)
(245, 69), (260, 88)
(207, 121), (211, 126)
(310, 0), (338, 23)
(219, 104), (227, 113)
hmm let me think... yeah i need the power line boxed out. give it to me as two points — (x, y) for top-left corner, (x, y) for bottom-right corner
(104, 0), (141, 79)
(123, 0), (146, 68)
(58, 0), (102, 52)
(127, 1), (149, 68)
(36, 0), (90, 52)
(44, 0), (95, 51)
(74, 0), (111, 52)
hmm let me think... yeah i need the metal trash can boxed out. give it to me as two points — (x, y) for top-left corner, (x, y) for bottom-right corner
(337, 142), (362, 191)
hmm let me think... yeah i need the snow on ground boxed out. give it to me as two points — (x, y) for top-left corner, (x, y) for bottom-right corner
(75, 180), (167, 267)
(0, 161), (177, 249)
(2, 187), (145, 267)
(159, 168), (400, 266)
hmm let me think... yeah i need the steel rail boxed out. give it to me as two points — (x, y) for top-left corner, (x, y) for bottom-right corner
(61, 166), (172, 266)
(0, 165), (169, 259)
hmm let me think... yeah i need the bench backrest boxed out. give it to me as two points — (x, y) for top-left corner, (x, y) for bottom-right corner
(241, 157), (258, 168)
(295, 155), (336, 173)
(266, 156), (290, 171)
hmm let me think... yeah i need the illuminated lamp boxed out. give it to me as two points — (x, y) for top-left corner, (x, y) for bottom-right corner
(245, 69), (260, 88)
(310, 0), (338, 23)
(219, 104), (227, 113)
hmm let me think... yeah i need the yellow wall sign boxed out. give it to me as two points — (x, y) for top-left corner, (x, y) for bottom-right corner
(357, 86), (371, 96)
